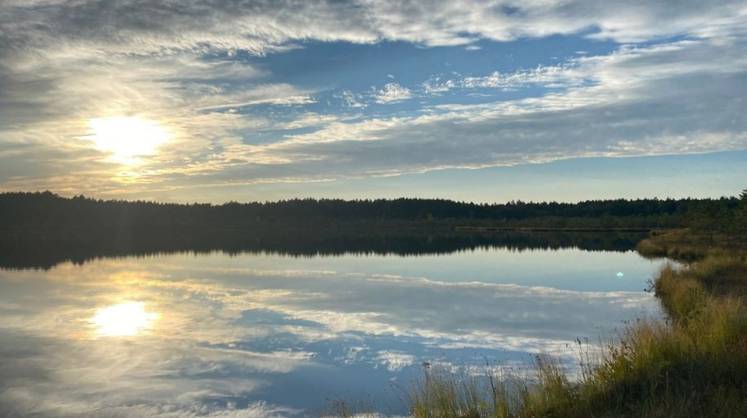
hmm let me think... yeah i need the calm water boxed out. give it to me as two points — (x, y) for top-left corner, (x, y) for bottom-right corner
(0, 247), (665, 416)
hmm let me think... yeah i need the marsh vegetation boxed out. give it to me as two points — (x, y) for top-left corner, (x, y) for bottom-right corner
(336, 191), (747, 418)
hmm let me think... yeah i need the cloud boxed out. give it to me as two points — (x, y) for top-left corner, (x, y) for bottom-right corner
(4, 1), (745, 56)
(195, 84), (317, 112)
(228, 37), (747, 180)
(422, 77), (458, 95)
(337, 90), (367, 109)
(421, 64), (585, 95)
(374, 83), (412, 104)
(462, 64), (584, 90)
(0, 1), (745, 197)
(375, 350), (416, 372)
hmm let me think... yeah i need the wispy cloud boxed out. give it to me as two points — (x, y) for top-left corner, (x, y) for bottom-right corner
(195, 84), (316, 112)
(374, 83), (412, 104)
(421, 64), (585, 94)
(337, 90), (367, 109)
(0, 1), (745, 198)
(217, 37), (747, 183)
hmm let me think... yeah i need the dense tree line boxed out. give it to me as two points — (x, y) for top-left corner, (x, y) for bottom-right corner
(1, 190), (742, 269)
(687, 189), (747, 236)
(0, 191), (740, 229)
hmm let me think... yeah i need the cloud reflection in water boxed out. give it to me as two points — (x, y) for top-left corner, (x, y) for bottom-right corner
(0, 249), (663, 416)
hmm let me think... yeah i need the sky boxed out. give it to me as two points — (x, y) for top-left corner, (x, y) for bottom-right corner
(0, 1), (745, 203)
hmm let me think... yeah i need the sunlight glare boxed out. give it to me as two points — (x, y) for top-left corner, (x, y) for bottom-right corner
(90, 301), (159, 337)
(88, 116), (170, 162)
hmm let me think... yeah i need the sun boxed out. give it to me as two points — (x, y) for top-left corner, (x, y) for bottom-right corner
(90, 301), (159, 337)
(88, 116), (170, 162)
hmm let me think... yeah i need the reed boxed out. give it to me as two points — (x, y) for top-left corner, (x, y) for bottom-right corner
(402, 232), (747, 418)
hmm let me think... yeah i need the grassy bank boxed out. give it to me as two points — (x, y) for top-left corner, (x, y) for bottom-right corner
(363, 230), (747, 418)
(636, 229), (746, 261)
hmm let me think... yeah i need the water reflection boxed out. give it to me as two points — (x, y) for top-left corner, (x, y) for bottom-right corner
(0, 248), (665, 417)
(91, 302), (159, 337)
(0, 229), (647, 270)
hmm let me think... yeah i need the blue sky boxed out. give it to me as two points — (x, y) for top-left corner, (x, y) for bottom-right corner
(178, 151), (747, 203)
(0, 1), (745, 202)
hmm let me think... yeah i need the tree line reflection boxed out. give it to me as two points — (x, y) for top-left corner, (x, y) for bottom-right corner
(0, 226), (646, 270)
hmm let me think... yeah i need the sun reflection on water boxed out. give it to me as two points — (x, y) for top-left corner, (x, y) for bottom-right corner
(90, 301), (159, 337)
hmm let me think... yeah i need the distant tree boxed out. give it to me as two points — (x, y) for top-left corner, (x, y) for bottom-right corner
(0, 190), (738, 231)
(736, 189), (747, 237)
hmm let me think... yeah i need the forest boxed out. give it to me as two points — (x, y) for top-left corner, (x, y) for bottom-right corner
(1, 190), (743, 270)
(0, 191), (741, 229)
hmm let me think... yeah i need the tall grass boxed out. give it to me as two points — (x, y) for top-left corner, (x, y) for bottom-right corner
(404, 239), (747, 418)
(636, 229), (704, 261)
(408, 357), (577, 418)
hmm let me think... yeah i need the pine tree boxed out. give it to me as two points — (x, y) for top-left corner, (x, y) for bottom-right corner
(737, 189), (747, 237)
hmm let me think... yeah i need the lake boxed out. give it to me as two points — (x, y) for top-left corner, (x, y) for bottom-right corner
(0, 243), (665, 416)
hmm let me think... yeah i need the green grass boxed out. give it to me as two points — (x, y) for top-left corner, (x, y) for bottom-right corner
(396, 232), (747, 418)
